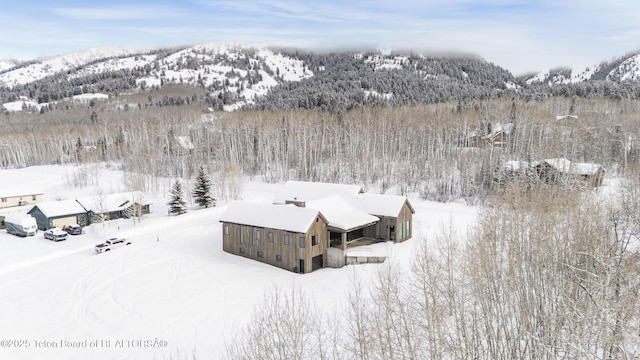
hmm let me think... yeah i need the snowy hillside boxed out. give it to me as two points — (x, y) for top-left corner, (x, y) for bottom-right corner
(0, 43), (315, 112)
(0, 164), (478, 360)
(0, 47), (150, 87)
(4, 43), (640, 112)
(0, 59), (21, 73)
(524, 52), (640, 85)
(605, 53), (640, 81)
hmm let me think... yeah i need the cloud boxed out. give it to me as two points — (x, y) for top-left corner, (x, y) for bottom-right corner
(199, 0), (381, 23)
(2, 0), (640, 74)
(50, 5), (185, 21)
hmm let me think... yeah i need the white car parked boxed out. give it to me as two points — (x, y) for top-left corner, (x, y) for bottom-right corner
(43, 228), (68, 242)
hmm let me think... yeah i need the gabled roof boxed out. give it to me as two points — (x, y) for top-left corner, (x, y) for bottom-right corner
(556, 115), (579, 121)
(220, 203), (323, 233)
(504, 160), (530, 172)
(0, 189), (44, 198)
(28, 200), (87, 218)
(175, 136), (194, 150)
(351, 193), (415, 217)
(537, 158), (604, 175)
(538, 158), (572, 172)
(569, 162), (605, 176)
(273, 181), (364, 204)
(77, 191), (152, 213)
(306, 195), (379, 231)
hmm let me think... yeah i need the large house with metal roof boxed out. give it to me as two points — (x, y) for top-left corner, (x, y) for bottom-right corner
(220, 181), (415, 273)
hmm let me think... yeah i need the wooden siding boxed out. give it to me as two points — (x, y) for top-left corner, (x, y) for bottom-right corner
(0, 193), (43, 209)
(222, 215), (329, 274)
(363, 200), (414, 243)
(396, 201), (413, 242)
(27, 207), (50, 230)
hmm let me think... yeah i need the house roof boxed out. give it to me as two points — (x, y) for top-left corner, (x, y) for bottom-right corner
(0, 189), (44, 198)
(306, 196), (379, 231)
(539, 158), (572, 172)
(538, 158), (604, 176)
(487, 122), (514, 137)
(28, 200), (87, 218)
(504, 160), (529, 172)
(76, 191), (152, 213)
(220, 202), (322, 233)
(175, 136), (194, 150)
(570, 162), (605, 176)
(556, 115), (579, 121)
(273, 181), (364, 204)
(351, 193), (415, 217)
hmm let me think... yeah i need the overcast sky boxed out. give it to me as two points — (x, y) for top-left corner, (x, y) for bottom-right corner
(1, 0), (639, 75)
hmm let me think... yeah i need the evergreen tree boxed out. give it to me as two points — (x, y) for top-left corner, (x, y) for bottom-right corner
(167, 180), (188, 215)
(192, 165), (216, 208)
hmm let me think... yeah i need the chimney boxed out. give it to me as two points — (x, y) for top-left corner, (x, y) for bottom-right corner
(286, 197), (306, 208)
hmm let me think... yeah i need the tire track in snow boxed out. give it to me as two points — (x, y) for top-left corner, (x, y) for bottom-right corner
(71, 254), (126, 336)
(0, 245), (94, 277)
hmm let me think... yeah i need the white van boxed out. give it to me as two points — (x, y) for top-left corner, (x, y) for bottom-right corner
(4, 215), (38, 237)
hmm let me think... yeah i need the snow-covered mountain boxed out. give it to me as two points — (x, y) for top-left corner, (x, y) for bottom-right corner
(523, 51), (640, 85)
(3, 43), (640, 113)
(0, 46), (151, 87)
(0, 43), (315, 111)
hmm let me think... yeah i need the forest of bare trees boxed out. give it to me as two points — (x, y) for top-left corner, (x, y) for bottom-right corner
(2, 89), (639, 203)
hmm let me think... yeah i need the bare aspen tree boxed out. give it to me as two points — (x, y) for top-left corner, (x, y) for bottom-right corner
(222, 284), (331, 360)
(343, 271), (372, 360)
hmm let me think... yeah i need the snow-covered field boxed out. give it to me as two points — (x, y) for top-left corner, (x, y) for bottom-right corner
(0, 165), (478, 360)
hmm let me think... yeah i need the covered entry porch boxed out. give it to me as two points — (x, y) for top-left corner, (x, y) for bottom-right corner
(328, 222), (380, 251)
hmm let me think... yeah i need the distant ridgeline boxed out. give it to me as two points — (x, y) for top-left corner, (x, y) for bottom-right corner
(2, 45), (640, 113)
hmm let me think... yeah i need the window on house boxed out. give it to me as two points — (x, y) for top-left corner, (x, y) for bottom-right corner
(284, 234), (290, 245)
(268, 232), (274, 243)
(312, 235), (318, 246)
(239, 247), (245, 254)
(276, 255), (282, 262)
(257, 251), (264, 258)
(240, 230), (244, 244)
(1, 198), (6, 203)
(299, 236), (305, 248)
(224, 225), (229, 235)
(398, 220), (411, 239)
(406, 221), (411, 238)
(253, 229), (260, 246)
(32, 195), (37, 201)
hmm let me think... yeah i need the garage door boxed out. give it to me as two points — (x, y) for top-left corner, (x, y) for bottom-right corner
(312, 255), (323, 271)
(52, 216), (77, 229)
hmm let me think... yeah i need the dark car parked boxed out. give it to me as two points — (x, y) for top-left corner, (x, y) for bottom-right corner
(63, 224), (83, 235)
